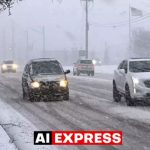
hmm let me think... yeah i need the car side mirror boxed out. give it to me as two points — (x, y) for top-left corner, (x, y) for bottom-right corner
(64, 70), (70, 74)
(119, 69), (125, 74)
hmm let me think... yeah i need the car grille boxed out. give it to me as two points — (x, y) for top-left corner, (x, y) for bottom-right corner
(144, 80), (150, 88)
(40, 81), (59, 90)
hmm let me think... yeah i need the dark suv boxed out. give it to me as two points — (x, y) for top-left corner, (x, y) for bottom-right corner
(22, 58), (70, 101)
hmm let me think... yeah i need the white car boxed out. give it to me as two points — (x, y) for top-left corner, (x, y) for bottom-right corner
(113, 58), (150, 106)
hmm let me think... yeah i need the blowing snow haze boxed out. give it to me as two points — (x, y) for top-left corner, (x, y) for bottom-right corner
(0, 0), (150, 65)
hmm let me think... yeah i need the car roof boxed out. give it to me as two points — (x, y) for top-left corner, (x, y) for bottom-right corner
(3, 60), (14, 63)
(28, 58), (59, 64)
(129, 58), (150, 61)
(79, 59), (92, 61)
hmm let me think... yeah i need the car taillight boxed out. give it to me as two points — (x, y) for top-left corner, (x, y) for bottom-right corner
(78, 65), (82, 69)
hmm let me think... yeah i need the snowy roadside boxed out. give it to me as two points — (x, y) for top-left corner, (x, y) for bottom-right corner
(0, 99), (58, 150)
(63, 65), (117, 75)
(0, 125), (17, 150)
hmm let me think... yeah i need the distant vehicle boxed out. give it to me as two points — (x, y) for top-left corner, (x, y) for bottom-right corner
(1, 60), (18, 73)
(113, 58), (150, 106)
(73, 59), (95, 76)
(22, 58), (70, 101)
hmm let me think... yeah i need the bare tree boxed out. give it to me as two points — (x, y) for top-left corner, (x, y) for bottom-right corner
(0, 0), (22, 15)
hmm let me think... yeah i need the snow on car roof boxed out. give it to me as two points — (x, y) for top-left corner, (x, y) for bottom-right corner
(129, 58), (150, 61)
(30, 58), (57, 62)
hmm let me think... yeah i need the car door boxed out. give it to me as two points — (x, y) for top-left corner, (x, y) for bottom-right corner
(22, 64), (30, 91)
(115, 61), (125, 91)
(119, 60), (128, 93)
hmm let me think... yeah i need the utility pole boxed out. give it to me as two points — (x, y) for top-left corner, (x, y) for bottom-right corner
(85, 0), (88, 59)
(30, 26), (46, 58)
(2, 30), (6, 59)
(26, 31), (29, 60)
(42, 26), (46, 58)
(11, 21), (15, 59)
(81, 0), (93, 59)
(129, 0), (131, 48)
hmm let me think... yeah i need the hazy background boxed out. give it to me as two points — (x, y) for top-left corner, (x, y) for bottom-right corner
(0, 0), (150, 65)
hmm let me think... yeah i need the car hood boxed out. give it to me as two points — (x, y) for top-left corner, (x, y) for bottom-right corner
(32, 74), (65, 82)
(131, 72), (150, 80)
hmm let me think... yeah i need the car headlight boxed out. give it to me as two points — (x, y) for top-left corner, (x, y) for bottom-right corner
(12, 64), (18, 69)
(60, 80), (68, 88)
(31, 81), (40, 88)
(132, 77), (139, 85)
(2, 64), (7, 70)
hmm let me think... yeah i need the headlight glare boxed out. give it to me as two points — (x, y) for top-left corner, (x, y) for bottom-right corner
(12, 64), (18, 69)
(132, 77), (139, 85)
(132, 77), (140, 87)
(60, 80), (67, 87)
(31, 81), (40, 88)
(2, 64), (7, 70)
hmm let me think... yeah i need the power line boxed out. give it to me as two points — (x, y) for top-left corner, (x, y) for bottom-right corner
(91, 12), (150, 28)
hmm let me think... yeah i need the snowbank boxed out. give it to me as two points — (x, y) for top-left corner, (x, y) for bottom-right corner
(63, 65), (117, 75)
(95, 65), (117, 74)
(0, 125), (17, 150)
(0, 99), (58, 150)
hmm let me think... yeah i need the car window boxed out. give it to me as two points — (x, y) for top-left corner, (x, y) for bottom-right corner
(24, 65), (29, 74)
(118, 61), (124, 69)
(31, 61), (64, 75)
(80, 60), (92, 64)
(129, 61), (150, 73)
(122, 61), (128, 73)
(3, 61), (14, 64)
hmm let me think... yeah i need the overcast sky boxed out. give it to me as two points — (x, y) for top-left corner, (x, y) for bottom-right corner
(0, 0), (150, 63)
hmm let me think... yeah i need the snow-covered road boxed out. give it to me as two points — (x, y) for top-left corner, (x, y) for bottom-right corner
(0, 71), (150, 150)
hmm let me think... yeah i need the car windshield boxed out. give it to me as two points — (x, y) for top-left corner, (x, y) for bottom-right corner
(3, 61), (14, 64)
(80, 60), (92, 64)
(31, 61), (63, 75)
(129, 61), (150, 73)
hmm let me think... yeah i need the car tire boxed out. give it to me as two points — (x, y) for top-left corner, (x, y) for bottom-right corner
(1, 70), (4, 73)
(91, 71), (94, 76)
(73, 70), (76, 76)
(125, 84), (135, 106)
(113, 81), (121, 102)
(63, 93), (69, 101)
(22, 87), (26, 100)
(26, 87), (34, 102)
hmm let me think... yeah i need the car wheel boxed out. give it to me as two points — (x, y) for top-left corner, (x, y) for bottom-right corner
(22, 87), (26, 100)
(63, 93), (69, 101)
(113, 81), (121, 102)
(73, 70), (76, 76)
(26, 87), (34, 102)
(91, 71), (94, 76)
(1, 70), (4, 73)
(125, 85), (135, 106)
